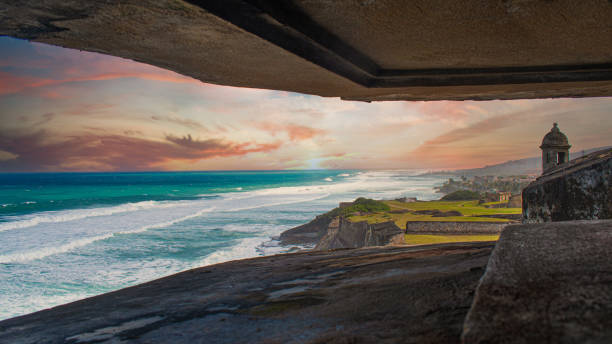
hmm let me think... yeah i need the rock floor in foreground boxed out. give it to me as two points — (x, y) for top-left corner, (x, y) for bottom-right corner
(0, 242), (494, 344)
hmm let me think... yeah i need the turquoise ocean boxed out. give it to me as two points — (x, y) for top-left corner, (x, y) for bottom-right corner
(0, 170), (444, 320)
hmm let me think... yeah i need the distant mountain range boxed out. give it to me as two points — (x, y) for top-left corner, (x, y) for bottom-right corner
(451, 146), (611, 176)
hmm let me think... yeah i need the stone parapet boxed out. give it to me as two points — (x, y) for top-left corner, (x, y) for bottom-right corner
(523, 148), (612, 222)
(405, 221), (507, 234)
(462, 220), (612, 343)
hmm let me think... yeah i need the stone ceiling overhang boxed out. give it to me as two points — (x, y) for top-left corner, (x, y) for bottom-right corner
(1, 0), (612, 101)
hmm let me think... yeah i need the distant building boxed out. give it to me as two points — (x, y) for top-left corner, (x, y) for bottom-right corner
(498, 192), (511, 202)
(540, 123), (571, 173)
(521, 123), (612, 222)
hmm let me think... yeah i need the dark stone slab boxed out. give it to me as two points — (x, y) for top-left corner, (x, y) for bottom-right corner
(0, 242), (494, 344)
(462, 220), (612, 343)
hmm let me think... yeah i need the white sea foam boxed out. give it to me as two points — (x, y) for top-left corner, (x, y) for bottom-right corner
(0, 207), (217, 263)
(337, 173), (350, 177)
(1, 173), (433, 265)
(0, 183), (334, 263)
(0, 200), (191, 233)
(324, 177), (333, 182)
(0, 170), (445, 321)
(199, 232), (287, 268)
(0, 234), (115, 263)
(1, 292), (93, 321)
(199, 237), (264, 267)
(1, 170), (437, 237)
(220, 192), (330, 213)
(227, 171), (427, 200)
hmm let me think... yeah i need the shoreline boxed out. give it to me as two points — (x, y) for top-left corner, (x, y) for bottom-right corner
(0, 172), (448, 320)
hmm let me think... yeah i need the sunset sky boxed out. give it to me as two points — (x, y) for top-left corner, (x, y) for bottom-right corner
(1, 36), (611, 172)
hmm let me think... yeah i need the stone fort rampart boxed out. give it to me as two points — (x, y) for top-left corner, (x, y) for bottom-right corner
(405, 221), (506, 234)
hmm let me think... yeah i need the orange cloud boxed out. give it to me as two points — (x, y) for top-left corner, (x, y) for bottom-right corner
(255, 122), (326, 141)
(0, 71), (44, 94)
(416, 101), (478, 122)
(407, 104), (551, 168)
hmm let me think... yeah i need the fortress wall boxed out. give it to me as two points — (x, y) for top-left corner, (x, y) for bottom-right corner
(523, 149), (612, 223)
(405, 221), (507, 234)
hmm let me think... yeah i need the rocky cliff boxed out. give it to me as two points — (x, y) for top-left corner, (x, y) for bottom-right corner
(279, 198), (396, 248)
(280, 214), (403, 251)
(315, 217), (403, 250)
(279, 214), (333, 246)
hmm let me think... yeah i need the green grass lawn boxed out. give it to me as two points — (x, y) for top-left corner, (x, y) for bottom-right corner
(347, 199), (521, 228)
(386, 200), (520, 215)
(404, 234), (500, 245)
(481, 200), (509, 207)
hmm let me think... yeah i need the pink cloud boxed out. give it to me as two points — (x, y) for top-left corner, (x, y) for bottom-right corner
(0, 70), (200, 96)
(0, 131), (282, 172)
(406, 101), (580, 169)
(255, 122), (326, 141)
(415, 101), (484, 122)
(0, 43), (206, 97)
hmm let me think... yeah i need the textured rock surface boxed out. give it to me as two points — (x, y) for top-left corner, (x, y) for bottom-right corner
(462, 220), (612, 343)
(523, 148), (612, 222)
(315, 217), (403, 250)
(279, 213), (333, 246)
(0, 242), (494, 344)
(1, 1), (612, 101)
(405, 221), (506, 234)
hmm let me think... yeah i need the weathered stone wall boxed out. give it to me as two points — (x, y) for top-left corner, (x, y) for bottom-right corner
(405, 221), (506, 234)
(462, 220), (612, 343)
(523, 149), (612, 223)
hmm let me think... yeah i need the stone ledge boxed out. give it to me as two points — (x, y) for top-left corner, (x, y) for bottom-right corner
(462, 220), (612, 344)
(405, 221), (506, 234)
